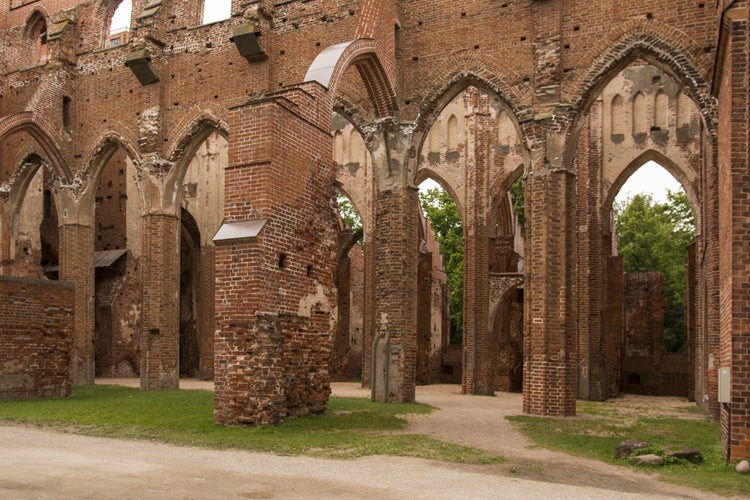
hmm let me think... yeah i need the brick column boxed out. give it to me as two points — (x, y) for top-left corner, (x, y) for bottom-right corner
(368, 120), (419, 403)
(523, 133), (578, 416)
(462, 92), (493, 395)
(574, 103), (608, 401)
(139, 212), (180, 390)
(716, 5), (750, 462)
(59, 222), (95, 385)
(214, 86), (336, 425)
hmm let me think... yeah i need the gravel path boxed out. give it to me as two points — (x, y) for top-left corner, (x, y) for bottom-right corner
(0, 380), (721, 499)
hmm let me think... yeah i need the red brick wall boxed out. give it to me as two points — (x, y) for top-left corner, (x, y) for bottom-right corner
(0, 276), (74, 399)
(716, 2), (750, 462)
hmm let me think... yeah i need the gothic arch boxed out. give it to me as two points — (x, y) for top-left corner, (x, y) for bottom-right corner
(568, 27), (715, 146)
(414, 168), (465, 222)
(167, 110), (229, 184)
(305, 38), (396, 118)
(0, 112), (70, 182)
(603, 149), (701, 234)
(564, 33), (716, 178)
(80, 129), (140, 191)
(412, 73), (529, 186)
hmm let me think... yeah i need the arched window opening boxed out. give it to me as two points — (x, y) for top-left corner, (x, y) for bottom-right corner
(202, 0), (232, 25)
(419, 179), (462, 346)
(28, 14), (49, 65)
(108, 0), (132, 48)
(337, 192), (362, 233)
(611, 94), (625, 137)
(332, 191), (364, 381)
(632, 92), (646, 136)
(614, 161), (694, 355)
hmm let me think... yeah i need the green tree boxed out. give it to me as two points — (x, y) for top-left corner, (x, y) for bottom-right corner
(509, 176), (525, 235)
(420, 186), (464, 344)
(337, 195), (362, 232)
(614, 191), (694, 352)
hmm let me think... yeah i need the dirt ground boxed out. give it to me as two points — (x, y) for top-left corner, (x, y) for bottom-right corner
(0, 380), (726, 499)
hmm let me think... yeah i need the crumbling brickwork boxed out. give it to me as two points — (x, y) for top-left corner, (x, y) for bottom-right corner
(0, 276), (74, 399)
(1, 0), (748, 460)
(621, 272), (689, 397)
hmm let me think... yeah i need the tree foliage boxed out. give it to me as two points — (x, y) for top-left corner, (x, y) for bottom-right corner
(614, 190), (694, 352)
(509, 176), (525, 235)
(420, 186), (464, 344)
(337, 195), (362, 232)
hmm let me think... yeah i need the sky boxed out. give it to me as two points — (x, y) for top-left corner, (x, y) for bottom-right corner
(614, 160), (681, 204)
(110, 1), (231, 33)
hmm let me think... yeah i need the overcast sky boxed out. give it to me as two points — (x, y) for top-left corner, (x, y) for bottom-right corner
(111, 1), (231, 32)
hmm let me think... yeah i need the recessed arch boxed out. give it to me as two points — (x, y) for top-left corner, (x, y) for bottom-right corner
(24, 10), (50, 65)
(305, 39), (396, 118)
(167, 111), (230, 184)
(81, 130), (141, 190)
(0, 113), (71, 182)
(566, 31), (716, 171)
(415, 169), (465, 224)
(412, 74), (530, 185)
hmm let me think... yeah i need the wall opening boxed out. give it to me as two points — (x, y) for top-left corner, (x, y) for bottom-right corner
(202, 0), (231, 25)
(613, 160), (694, 395)
(180, 208), (201, 378)
(107, 0), (132, 48)
(332, 191), (364, 381)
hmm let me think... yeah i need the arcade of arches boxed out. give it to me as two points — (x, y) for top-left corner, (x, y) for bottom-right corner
(1, 1), (749, 461)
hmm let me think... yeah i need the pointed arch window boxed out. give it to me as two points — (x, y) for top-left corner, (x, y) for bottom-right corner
(108, 0), (132, 48)
(28, 13), (49, 65)
(202, 0), (232, 25)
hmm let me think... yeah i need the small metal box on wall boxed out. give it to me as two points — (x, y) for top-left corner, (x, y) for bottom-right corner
(718, 367), (731, 404)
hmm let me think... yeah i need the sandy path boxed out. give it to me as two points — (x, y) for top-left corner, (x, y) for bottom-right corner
(0, 379), (717, 499)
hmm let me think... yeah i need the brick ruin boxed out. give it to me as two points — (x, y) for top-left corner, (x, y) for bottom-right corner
(0, 276), (74, 399)
(1, 0), (749, 460)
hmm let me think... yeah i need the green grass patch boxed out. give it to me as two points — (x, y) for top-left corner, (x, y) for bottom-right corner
(0, 385), (502, 464)
(508, 400), (747, 497)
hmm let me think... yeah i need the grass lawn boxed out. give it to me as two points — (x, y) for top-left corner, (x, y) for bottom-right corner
(0, 385), (502, 464)
(508, 399), (748, 497)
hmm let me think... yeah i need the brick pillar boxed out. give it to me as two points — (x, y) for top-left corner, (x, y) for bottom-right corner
(607, 256), (624, 398)
(361, 238), (376, 387)
(214, 86), (336, 425)
(523, 134), (577, 416)
(575, 104), (608, 401)
(716, 5), (750, 462)
(198, 244), (215, 380)
(0, 197), (10, 274)
(59, 222), (95, 385)
(368, 120), (419, 403)
(462, 92), (493, 395)
(140, 212), (180, 390)
(416, 250), (432, 385)
(686, 243), (696, 402)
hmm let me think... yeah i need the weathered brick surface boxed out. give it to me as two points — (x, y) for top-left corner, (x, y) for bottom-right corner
(0, 276), (74, 399)
(0, 0), (747, 461)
